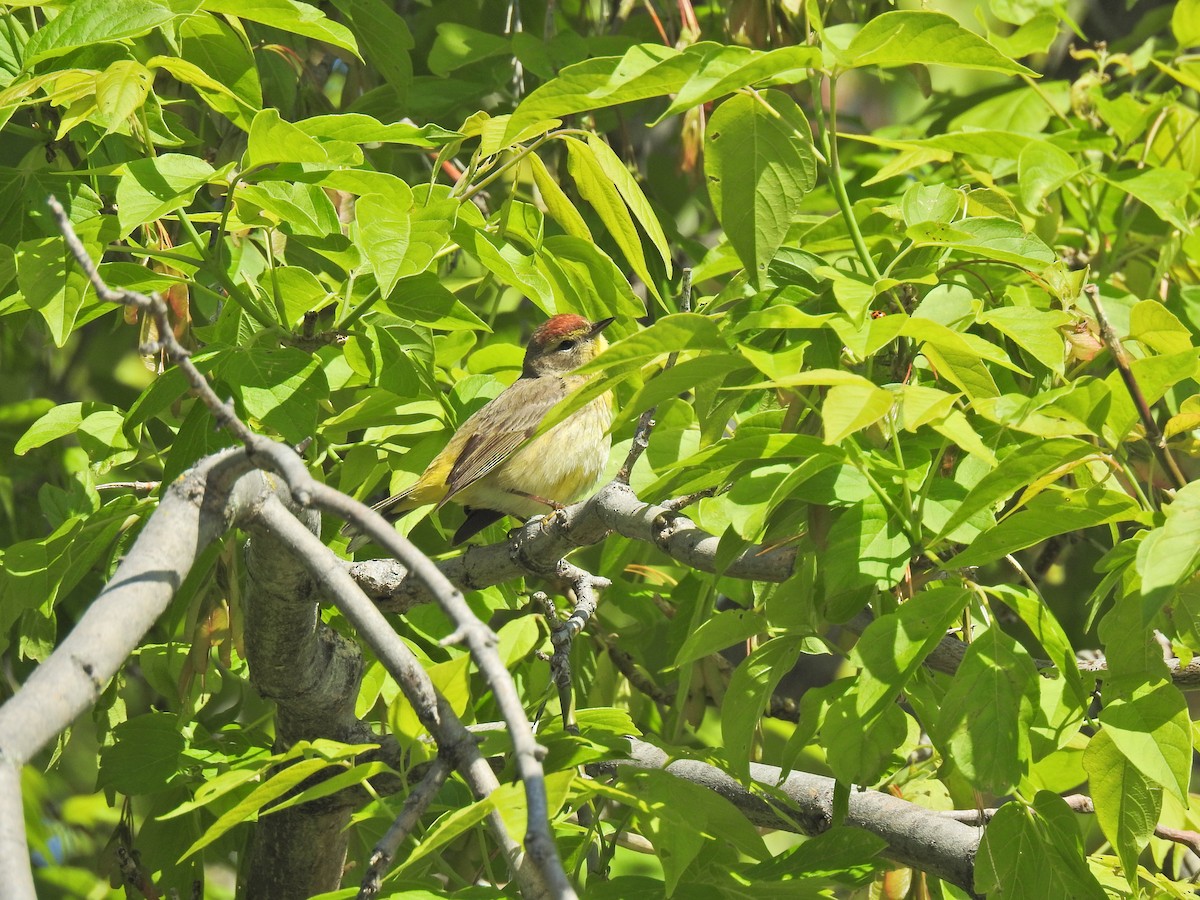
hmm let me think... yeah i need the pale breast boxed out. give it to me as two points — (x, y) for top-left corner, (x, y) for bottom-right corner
(474, 392), (613, 517)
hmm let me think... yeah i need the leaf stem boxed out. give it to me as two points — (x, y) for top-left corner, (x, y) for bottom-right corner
(813, 74), (881, 282)
(174, 209), (276, 330)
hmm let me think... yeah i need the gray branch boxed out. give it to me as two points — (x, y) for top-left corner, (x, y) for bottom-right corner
(596, 737), (982, 897)
(0, 449), (255, 897)
(37, 198), (572, 899)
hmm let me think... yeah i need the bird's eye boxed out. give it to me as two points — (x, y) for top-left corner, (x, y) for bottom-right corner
(557, 339), (576, 352)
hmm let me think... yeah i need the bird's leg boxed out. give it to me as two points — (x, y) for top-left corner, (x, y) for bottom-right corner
(506, 488), (565, 511)
(506, 489), (568, 534)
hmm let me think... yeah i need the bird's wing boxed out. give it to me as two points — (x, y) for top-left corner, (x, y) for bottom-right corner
(440, 376), (569, 505)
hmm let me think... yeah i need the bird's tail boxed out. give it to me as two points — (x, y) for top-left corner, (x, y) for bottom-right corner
(340, 485), (419, 552)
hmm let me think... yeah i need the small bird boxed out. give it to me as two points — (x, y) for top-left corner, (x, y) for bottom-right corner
(345, 314), (615, 549)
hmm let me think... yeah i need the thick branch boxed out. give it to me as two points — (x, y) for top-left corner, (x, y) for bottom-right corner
(46, 197), (572, 899)
(0, 449), (255, 896)
(595, 738), (981, 897)
(254, 497), (547, 897)
(240, 492), (364, 897)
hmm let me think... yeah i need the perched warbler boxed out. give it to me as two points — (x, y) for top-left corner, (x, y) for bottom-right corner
(346, 314), (615, 549)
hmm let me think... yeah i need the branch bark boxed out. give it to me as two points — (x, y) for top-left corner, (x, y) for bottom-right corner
(595, 737), (982, 897)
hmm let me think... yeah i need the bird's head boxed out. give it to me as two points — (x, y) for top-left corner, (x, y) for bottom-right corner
(522, 314), (614, 377)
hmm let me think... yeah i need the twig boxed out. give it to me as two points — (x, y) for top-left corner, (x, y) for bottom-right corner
(615, 268), (692, 484)
(117, 847), (162, 900)
(942, 794), (1200, 855)
(598, 633), (672, 706)
(593, 737), (980, 896)
(46, 197), (573, 900)
(1083, 283), (1187, 491)
(255, 496), (540, 896)
(96, 481), (161, 492)
(660, 487), (718, 512)
(358, 757), (453, 899)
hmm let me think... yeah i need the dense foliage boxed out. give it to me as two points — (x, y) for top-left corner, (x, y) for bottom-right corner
(2, 0), (1199, 896)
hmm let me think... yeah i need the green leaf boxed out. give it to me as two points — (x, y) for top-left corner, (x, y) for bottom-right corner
(900, 182), (961, 226)
(504, 43), (699, 143)
(585, 133), (672, 277)
(934, 626), (1038, 794)
(747, 825), (887, 884)
(1128, 299), (1193, 355)
(14, 402), (85, 455)
(1103, 349), (1200, 440)
(179, 12), (262, 131)
(658, 44), (821, 121)
(115, 154), (217, 234)
(986, 583), (1085, 709)
(620, 768), (767, 894)
(357, 186), (458, 296)
(821, 492), (912, 618)
(378, 272), (487, 332)
(496, 615), (541, 667)
(976, 794), (1106, 898)
(1082, 728), (1161, 892)
(842, 11), (1036, 75)
(203, 0), (359, 55)
(460, 225), (556, 313)
(704, 90), (817, 283)
(901, 318), (1006, 399)
(24, 0), (178, 65)
(821, 382), (894, 444)
(392, 655), (472, 742)
(97, 713), (187, 795)
(1173, 0), (1200, 47)
(428, 23), (509, 76)
(564, 136), (661, 304)
(217, 348), (329, 444)
(907, 217), (1056, 268)
(245, 107), (347, 170)
(148, 56), (259, 132)
(1136, 481), (1200, 623)
(181, 758), (338, 858)
(237, 180), (340, 237)
(539, 236), (646, 323)
(16, 217), (117, 346)
(977, 305), (1071, 373)
(582, 313), (726, 370)
(675, 608), (766, 666)
(1101, 167), (1195, 229)
(935, 437), (1100, 540)
(528, 152), (591, 240)
(849, 586), (970, 721)
(488, 771), (574, 846)
(331, 0), (413, 101)
(1017, 140), (1078, 212)
(1099, 681), (1192, 802)
(722, 637), (802, 779)
(94, 60), (152, 133)
(299, 113), (457, 147)
(822, 693), (909, 786)
(947, 487), (1142, 569)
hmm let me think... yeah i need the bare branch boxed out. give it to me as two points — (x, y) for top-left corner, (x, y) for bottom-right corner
(254, 496), (548, 897)
(96, 481), (161, 492)
(944, 794), (1200, 856)
(0, 449), (255, 896)
(359, 757), (454, 899)
(593, 737), (982, 897)
(43, 199), (573, 899)
(1084, 282), (1187, 491)
(0, 760), (35, 900)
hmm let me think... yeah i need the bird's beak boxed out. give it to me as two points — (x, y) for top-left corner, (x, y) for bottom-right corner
(589, 317), (615, 338)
